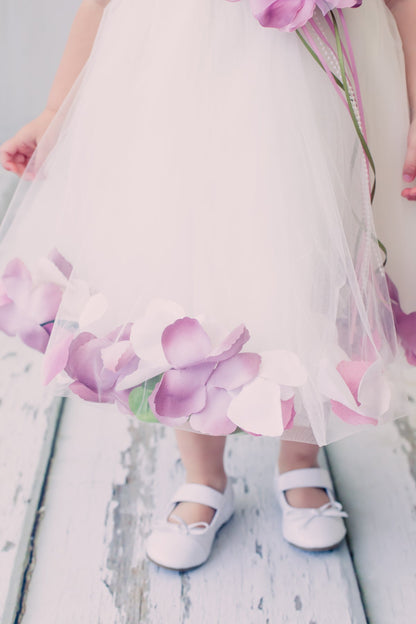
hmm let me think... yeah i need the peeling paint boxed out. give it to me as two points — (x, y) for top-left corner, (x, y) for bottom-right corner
(255, 540), (263, 558)
(13, 484), (22, 506)
(394, 418), (416, 483)
(180, 572), (192, 622)
(104, 423), (163, 623)
(2, 541), (15, 552)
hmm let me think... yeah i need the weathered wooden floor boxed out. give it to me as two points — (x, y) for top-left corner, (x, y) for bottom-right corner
(1, 337), (416, 624)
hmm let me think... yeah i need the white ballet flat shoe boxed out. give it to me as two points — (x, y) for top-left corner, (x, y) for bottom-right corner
(145, 480), (235, 571)
(274, 467), (348, 552)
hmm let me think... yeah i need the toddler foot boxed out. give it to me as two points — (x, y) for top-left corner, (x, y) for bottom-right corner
(278, 461), (330, 508)
(282, 483), (330, 508)
(168, 477), (228, 527)
(146, 479), (235, 570)
(274, 466), (348, 551)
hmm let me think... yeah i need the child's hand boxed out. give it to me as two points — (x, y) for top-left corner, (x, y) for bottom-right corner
(401, 118), (416, 201)
(0, 109), (56, 179)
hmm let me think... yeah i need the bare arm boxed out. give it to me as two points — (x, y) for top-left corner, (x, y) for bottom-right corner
(0, 0), (111, 176)
(386, 0), (416, 117)
(385, 0), (416, 199)
(46, 0), (111, 113)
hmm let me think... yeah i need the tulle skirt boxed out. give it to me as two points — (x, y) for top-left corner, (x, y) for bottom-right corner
(1, 0), (415, 445)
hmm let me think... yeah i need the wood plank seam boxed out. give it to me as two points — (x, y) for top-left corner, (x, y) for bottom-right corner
(11, 398), (66, 624)
(324, 447), (370, 624)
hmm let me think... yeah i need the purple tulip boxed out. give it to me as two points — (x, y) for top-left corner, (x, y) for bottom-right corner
(227, 0), (362, 31)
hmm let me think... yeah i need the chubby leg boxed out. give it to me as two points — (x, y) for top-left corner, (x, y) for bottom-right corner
(278, 440), (330, 508)
(168, 430), (228, 526)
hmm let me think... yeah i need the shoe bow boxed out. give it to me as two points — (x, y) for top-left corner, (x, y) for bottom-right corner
(156, 513), (210, 535)
(286, 501), (348, 528)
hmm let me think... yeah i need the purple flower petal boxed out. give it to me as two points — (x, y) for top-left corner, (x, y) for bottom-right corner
(0, 302), (22, 335)
(148, 380), (190, 427)
(43, 330), (74, 384)
(336, 360), (373, 404)
(69, 380), (115, 403)
(208, 352), (261, 390)
(66, 333), (117, 392)
(387, 274), (416, 365)
(249, 0), (316, 31)
(106, 322), (134, 342)
(227, 377), (284, 436)
(162, 317), (212, 367)
(317, 0), (362, 13)
(118, 351), (140, 377)
(101, 340), (136, 373)
(151, 362), (214, 419)
(189, 387), (237, 435)
(29, 283), (63, 324)
(0, 282), (12, 306)
(207, 324), (250, 363)
(65, 332), (96, 378)
(19, 322), (50, 353)
(400, 323), (416, 365)
(229, 1), (362, 32)
(2, 258), (32, 306)
(330, 400), (378, 426)
(281, 397), (295, 430)
(114, 389), (135, 415)
(47, 248), (73, 279)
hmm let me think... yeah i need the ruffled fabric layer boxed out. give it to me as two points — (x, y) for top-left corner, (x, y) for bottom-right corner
(0, 0), (415, 445)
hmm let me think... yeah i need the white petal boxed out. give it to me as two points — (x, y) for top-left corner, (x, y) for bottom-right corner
(35, 257), (68, 288)
(259, 350), (308, 386)
(280, 384), (295, 401)
(194, 316), (233, 350)
(79, 293), (109, 328)
(358, 359), (391, 415)
(58, 278), (91, 321)
(101, 340), (132, 372)
(115, 360), (169, 391)
(47, 370), (73, 390)
(227, 378), (283, 437)
(316, 357), (358, 410)
(130, 298), (185, 362)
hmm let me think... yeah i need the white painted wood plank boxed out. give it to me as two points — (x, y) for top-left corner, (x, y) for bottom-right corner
(20, 398), (366, 624)
(0, 336), (62, 624)
(327, 411), (416, 624)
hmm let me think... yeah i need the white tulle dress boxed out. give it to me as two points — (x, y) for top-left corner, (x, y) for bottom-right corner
(0, 0), (415, 445)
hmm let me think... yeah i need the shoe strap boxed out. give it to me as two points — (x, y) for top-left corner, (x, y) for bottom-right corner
(170, 483), (226, 510)
(277, 468), (333, 493)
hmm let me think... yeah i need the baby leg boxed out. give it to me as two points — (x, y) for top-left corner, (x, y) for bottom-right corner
(278, 440), (330, 508)
(168, 430), (228, 526)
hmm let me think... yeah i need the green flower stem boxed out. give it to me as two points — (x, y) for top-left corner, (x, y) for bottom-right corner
(331, 12), (376, 202)
(296, 30), (344, 90)
(297, 12), (387, 267)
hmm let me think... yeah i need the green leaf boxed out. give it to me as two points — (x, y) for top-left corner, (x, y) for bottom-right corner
(231, 427), (247, 436)
(128, 375), (163, 423)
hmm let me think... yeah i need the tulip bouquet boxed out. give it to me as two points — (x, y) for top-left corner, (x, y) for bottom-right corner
(228, 0), (383, 266)
(227, 1), (362, 32)
(227, 0), (393, 359)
